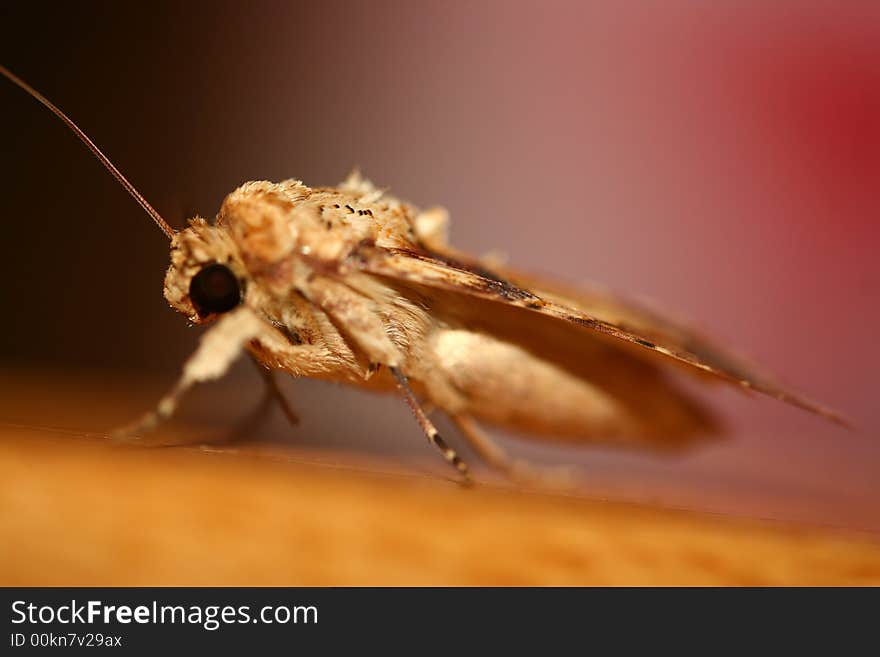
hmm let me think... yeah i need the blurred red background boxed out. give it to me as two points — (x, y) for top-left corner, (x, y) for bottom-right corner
(1, 2), (877, 529)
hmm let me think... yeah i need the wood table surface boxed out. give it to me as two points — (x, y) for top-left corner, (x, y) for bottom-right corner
(0, 368), (878, 586)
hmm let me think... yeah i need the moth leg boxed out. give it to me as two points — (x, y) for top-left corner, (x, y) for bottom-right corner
(390, 367), (472, 484)
(111, 308), (267, 442)
(450, 414), (576, 490)
(448, 414), (514, 474)
(192, 355), (300, 448)
(249, 353), (300, 427)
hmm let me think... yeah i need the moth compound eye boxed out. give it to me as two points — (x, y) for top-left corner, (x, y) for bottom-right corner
(189, 263), (242, 316)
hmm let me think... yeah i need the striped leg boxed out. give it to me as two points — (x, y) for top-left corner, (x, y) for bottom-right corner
(390, 367), (471, 484)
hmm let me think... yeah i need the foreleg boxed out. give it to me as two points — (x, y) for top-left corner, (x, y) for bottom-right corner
(111, 308), (268, 441)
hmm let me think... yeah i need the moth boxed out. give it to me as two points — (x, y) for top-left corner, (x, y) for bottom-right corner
(2, 66), (846, 484)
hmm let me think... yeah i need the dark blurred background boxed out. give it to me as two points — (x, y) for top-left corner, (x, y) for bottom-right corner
(1, 2), (877, 527)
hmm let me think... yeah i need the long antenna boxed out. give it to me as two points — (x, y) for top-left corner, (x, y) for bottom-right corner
(1, 65), (177, 240)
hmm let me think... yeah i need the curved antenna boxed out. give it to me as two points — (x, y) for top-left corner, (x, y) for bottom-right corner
(1, 65), (176, 240)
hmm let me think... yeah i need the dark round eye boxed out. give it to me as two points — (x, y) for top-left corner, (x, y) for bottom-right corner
(189, 263), (242, 316)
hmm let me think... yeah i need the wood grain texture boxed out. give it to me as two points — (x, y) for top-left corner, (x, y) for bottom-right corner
(1, 422), (879, 586)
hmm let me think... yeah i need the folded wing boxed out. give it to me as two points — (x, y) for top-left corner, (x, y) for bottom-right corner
(357, 245), (848, 427)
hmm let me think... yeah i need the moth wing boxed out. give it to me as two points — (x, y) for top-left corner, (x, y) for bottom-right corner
(357, 245), (848, 427)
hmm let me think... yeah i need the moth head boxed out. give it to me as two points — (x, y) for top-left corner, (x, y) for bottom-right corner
(0, 67), (256, 326)
(164, 217), (247, 323)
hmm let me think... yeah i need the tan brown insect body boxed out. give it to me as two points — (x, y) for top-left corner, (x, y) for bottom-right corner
(2, 66), (846, 484)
